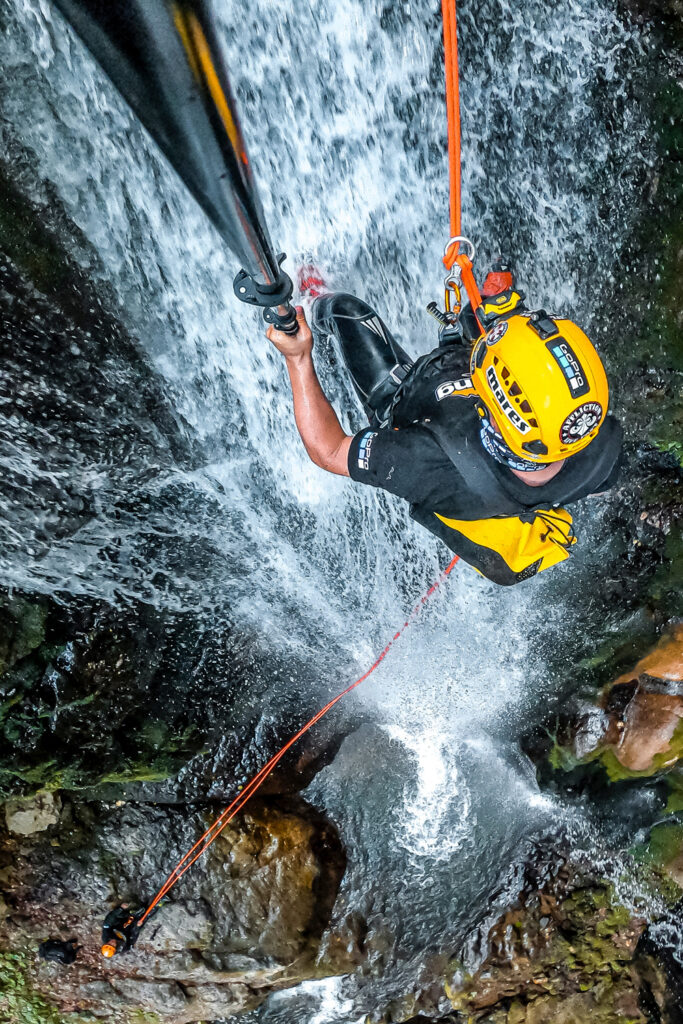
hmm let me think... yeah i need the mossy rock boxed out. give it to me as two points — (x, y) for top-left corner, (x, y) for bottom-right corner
(439, 876), (649, 1024)
(645, 822), (683, 868)
(0, 950), (97, 1024)
(633, 820), (683, 897)
(550, 715), (683, 785)
(0, 597), (48, 678)
(665, 769), (683, 812)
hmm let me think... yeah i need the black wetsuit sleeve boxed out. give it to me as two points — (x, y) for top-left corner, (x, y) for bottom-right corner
(348, 425), (458, 507)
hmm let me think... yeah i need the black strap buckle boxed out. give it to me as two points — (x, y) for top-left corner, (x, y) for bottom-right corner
(389, 363), (412, 385)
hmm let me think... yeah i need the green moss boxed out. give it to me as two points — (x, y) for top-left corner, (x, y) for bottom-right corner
(656, 441), (683, 467)
(97, 724), (201, 785)
(665, 771), (683, 813)
(631, 822), (683, 904)
(0, 761), (85, 797)
(642, 822), (683, 870)
(550, 889), (633, 977)
(442, 884), (644, 1023)
(0, 691), (26, 721)
(4, 761), (58, 786)
(548, 736), (582, 773)
(0, 951), (96, 1024)
(139, 720), (170, 750)
(548, 717), (683, 784)
(0, 598), (48, 676)
(0, 167), (75, 300)
(0, 732), (199, 796)
(98, 753), (184, 786)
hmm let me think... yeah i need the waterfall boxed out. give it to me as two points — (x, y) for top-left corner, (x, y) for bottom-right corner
(0, 0), (656, 1019)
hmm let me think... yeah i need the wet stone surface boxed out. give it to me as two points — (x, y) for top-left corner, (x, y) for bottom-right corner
(375, 859), (682, 1024)
(0, 792), (348, 1023)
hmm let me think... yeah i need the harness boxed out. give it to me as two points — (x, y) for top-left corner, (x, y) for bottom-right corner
(387, 345), (621, 585)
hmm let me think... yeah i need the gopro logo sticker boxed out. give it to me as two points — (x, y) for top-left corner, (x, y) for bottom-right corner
(546, 338), (590, 398)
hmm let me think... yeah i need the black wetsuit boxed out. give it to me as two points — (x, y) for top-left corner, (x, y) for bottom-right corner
(101, 907), (142, 954)
(312, 293), (623, 539)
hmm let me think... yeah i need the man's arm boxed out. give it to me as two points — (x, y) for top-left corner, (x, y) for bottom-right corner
(266, 306), (351, 476)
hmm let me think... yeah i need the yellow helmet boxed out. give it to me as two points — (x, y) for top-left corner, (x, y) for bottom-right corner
(470, 312), (609, 463)
(101, 943), (117, 958)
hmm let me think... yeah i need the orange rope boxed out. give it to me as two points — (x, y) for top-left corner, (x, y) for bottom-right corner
(440, 1), (485, 333)
(442, 0), (461, 240)
(456, 253), (483, 314)
(138, 556), (459, 925)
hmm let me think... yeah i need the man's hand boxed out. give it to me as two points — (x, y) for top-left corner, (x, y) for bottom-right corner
(266, 303), (351, 476)
(266, 306), (313, 361)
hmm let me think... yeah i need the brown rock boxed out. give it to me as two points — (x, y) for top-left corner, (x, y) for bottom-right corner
(664, 844), (683, 888)
(613, 624), (683, 686)
(0, 794), (347, 1024)
(613, 693), (683, 771)
(600, 626), (683, 772)
(4, 791), (61, 836)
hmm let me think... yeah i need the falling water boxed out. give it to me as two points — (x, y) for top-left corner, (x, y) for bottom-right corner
(0, 0), (667, 1019)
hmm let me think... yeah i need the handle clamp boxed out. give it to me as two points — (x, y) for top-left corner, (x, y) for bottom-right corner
(233, 252), (298, 334)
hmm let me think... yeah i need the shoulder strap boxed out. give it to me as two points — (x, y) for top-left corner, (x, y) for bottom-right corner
(389, 345), (474, 425)
(421, 407), (524, 514)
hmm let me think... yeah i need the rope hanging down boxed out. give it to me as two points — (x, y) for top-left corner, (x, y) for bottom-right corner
(441, 0), (485, 331)
(441, 0), (462, 238)
(138, 556), (459, 925)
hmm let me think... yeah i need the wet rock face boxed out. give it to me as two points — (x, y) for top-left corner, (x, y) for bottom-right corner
(0, 588), (210, 799)
(600, 624), (683, 774)
(619, 0), (683, 36)
(0, 793), (347, 1023)
(5, 790), (61, 836)
(383, 863), (678, 1024)
(0, 584), (349, 806)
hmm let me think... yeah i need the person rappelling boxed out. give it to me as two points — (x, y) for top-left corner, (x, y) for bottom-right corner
(100, 904), (146, 959)
(48, 0), (623, 593)
(261, 0), (623, 586)
(265, 254), (623, 585)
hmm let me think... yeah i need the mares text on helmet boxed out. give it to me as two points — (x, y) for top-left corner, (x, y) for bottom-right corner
(485, 366), (531, 434)
(560, 403), (603, 444)
(435, 376), (474, 401)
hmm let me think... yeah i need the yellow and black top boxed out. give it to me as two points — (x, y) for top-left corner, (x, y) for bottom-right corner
(348, 344), (622, 584)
